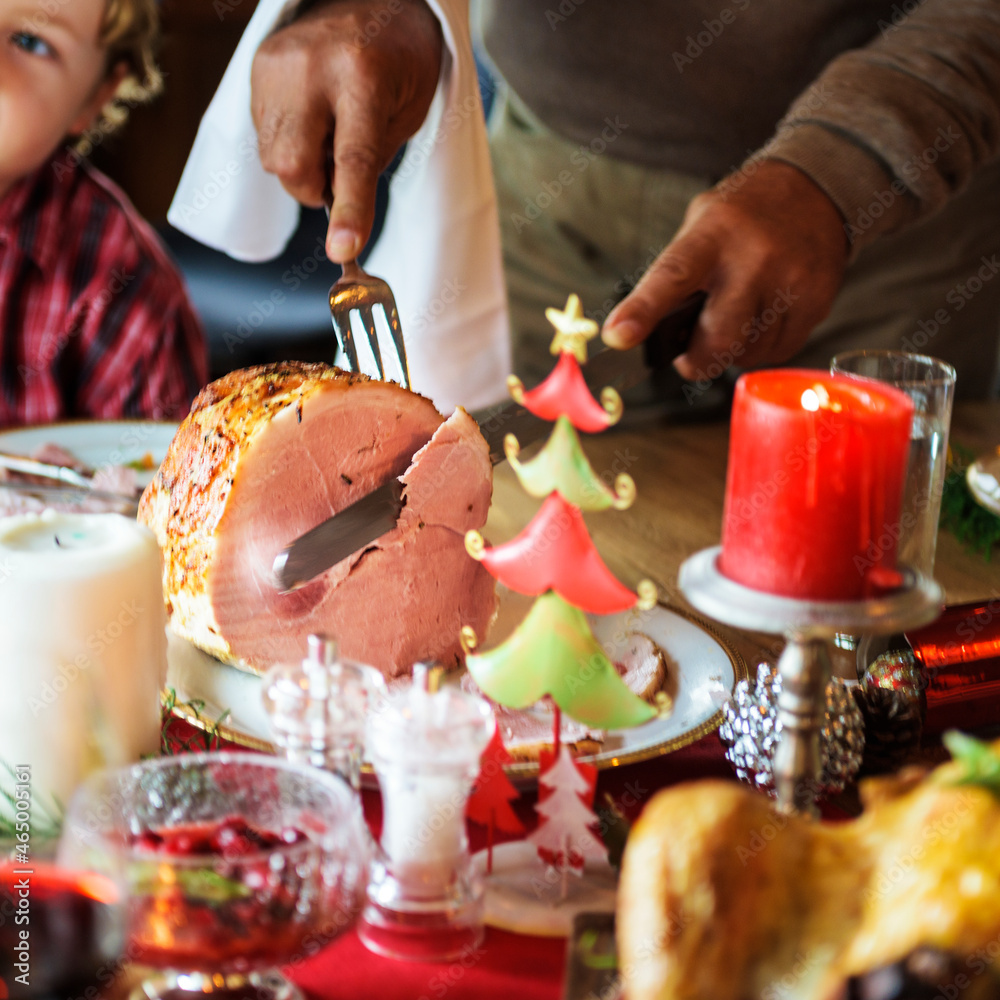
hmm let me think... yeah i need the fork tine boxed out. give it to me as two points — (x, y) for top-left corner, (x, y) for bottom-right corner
(379, 301), (410, 389)
(327, 250), (408, 385)
(330, 304), (361, 374)
(357, 304), (385, 381)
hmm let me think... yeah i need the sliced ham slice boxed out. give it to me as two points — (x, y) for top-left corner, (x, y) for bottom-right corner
(138, 362), (496, 678)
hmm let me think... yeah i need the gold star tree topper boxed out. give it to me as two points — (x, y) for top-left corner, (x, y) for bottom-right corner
(546, 294), (599, 363)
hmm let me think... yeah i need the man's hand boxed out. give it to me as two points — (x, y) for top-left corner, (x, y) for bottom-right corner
(602, 160), (849, 381)
(251, 0), (443, 262)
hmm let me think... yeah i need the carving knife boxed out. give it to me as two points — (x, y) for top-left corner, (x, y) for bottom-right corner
(272, 291), (706, 591)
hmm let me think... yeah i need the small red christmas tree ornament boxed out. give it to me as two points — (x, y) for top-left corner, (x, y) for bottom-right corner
(467, 726), (526, 874)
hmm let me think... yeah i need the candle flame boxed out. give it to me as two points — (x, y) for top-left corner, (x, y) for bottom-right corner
(75, 871), (120, 905)
(801, 384), (841, 413)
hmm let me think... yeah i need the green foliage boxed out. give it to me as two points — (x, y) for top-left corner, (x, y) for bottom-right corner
(939, 444), (1000, 559)
(576, 927), (619, 971)
(129, 861), (251, 904)
(941, 730), (1000, 796)
(0, 758), (63, 842)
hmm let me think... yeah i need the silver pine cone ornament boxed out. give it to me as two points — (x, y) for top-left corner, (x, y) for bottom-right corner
(857, 650), (924, 774)
(719, 661), (865, 796)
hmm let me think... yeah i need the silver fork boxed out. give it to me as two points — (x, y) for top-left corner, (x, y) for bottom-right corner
(328, 259), (410, 388)
(0, 451), (93, 488)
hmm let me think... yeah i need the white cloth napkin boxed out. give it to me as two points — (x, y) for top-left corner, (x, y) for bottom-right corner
(167, 0), (510, 413)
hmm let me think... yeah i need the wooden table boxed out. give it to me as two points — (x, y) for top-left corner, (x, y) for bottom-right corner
(486, 400), (1000, 672)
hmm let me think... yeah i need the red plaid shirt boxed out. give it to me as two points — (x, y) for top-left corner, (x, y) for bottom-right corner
(0, 150), (207, 428)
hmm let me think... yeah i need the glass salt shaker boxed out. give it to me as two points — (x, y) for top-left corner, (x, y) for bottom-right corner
(359, 664), (495, 961)
(261, 634), (385, 791)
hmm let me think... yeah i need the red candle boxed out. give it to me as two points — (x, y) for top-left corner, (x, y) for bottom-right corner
(719, 369), (914, 600)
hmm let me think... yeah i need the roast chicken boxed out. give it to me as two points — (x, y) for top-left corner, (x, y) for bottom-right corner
(619, 737), (1000, 999)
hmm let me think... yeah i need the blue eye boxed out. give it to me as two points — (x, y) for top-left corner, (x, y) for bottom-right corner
(10, 32), (55, 58)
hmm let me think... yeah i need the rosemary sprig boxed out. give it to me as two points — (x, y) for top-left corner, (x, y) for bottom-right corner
(939, 443), (1000, 559)
(125, 452), (156, 472)
(159, 687), (233, 755)
(0, 758), (64, 842)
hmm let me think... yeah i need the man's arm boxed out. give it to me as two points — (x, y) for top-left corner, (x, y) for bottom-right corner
(604, 0), (1000, 381)
(767, 0), (1000, 253)
(250, 0), (443, 262)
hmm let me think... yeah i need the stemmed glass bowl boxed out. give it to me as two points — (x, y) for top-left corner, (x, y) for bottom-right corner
(59, 751), (368, 1000)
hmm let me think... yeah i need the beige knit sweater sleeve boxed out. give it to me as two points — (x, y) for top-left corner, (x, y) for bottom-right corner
(762, 0), (1000, 255)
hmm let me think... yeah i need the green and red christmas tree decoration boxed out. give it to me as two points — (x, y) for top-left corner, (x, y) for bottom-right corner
(461, 294), (665, 732)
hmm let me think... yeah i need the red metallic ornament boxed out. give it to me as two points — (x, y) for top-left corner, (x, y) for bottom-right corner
(906, 600), (1000, 733)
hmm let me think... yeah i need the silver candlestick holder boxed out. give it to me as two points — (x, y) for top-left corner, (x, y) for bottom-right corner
(679, 546), (942, 817)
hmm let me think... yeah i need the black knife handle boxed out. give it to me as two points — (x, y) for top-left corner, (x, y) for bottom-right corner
(642, 290), (707, 370)
(472, 289), (708, 461)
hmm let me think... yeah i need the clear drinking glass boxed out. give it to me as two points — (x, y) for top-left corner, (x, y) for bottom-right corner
(59, 752), (368, 1000)
(831, 350), (956, 578)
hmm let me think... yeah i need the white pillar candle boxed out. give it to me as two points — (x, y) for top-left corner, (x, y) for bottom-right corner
(0, 512), (167, 821)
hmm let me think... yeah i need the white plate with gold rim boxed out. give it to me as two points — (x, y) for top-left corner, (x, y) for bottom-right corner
(165, 599), (748, 780)
(0, 420), (177, 490)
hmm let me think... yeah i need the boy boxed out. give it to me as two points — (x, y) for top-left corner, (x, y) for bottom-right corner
(0, 0), (207, 427)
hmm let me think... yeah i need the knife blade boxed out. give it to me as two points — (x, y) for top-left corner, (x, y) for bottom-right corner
(272, 291), (706, 592)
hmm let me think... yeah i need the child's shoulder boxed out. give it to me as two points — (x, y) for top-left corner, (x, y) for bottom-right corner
(67, 158), (179, 272)
(8, 151), (189, 302)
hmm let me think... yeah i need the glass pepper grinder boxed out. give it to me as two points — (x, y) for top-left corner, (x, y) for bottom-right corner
(359, 664), (495, 961)
(261, 633), (384, 791)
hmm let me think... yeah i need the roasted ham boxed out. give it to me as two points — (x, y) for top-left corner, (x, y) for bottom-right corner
(138, 362), (496, 677)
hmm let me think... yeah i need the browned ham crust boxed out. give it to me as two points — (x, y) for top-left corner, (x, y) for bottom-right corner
(139, 362), (496, 677)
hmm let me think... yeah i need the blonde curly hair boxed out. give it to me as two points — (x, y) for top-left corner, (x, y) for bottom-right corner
(79, 0), (162, 148)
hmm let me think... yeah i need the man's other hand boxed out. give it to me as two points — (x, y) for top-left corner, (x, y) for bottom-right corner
(603, 160), (849, 382)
